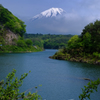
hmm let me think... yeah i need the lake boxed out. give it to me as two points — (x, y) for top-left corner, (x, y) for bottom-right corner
(0, 49), (100, 100)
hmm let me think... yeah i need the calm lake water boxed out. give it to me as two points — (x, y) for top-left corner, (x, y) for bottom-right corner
(0, 49), (100, 100)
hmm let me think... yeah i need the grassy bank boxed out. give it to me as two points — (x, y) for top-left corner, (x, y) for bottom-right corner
(0, 45), (43, 53)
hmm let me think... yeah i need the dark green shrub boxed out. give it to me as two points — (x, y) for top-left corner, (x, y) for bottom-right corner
(17, 40), (27, 48)
(25, 39), (33, 47)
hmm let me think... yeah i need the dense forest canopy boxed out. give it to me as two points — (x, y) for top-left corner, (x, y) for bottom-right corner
(81, 20), (100, 53)
(0, 4), (42, 53)
(65, 20), (100, 55)
(51, 20), (100, 65)
(24, 34), (73, 49)
(0, 4), (26, 37)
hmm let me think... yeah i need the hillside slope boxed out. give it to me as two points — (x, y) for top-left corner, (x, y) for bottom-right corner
(0, 4), (26, 45)
(0, 4), (42, 53)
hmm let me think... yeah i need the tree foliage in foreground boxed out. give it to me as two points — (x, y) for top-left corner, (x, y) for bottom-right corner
(0, 69), (100, 100)
(79, 78), (100, 100)
(0, 69), (42, 100)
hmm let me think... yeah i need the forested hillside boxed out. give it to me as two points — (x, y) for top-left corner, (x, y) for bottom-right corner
(24, 34), (73, 49)
(0, 4), (42, 53)
(51, 20), (100, 65)
(0, 4), (26, 37)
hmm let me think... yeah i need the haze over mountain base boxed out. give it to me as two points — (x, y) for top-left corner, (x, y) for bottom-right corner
(25, 7), (88, 35)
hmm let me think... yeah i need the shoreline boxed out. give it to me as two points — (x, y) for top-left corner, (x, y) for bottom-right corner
(0, 50), (42, 53)
(0, 48), (43, 53)
(0, 45), (43, 53)
(49, 53), (100, 65)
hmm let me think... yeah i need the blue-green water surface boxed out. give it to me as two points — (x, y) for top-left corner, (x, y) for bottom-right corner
(0, 49), (100, 100)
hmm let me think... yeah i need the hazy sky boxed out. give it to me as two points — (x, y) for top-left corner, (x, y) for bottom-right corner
(1, 0), (100, 34)
(1, 0), (100, 18)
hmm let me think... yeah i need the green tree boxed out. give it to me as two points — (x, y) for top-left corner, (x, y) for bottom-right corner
(17, 40), (27, 48)
(82, 32), (92, 53)
(0, 69), (42, 100)
(79, 79), (100, 100)
(67, 35), (80, 49)
(25, 39), (33, 47)
(81, 20), (100, 52)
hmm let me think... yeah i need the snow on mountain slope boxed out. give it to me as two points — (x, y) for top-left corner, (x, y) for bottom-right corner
(32, 7), (65, 20)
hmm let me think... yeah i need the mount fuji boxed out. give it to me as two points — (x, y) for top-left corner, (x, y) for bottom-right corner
(25, 7), (68, 34)
(25, 7), (82, 34)
(31, 8), (65, 20)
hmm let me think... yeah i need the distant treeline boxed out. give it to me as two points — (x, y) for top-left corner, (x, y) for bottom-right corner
(24, 33), (73, 49)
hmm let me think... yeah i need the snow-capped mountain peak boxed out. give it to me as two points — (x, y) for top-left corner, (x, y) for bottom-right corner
(32, 7), (65, 20)
(41, 8), (64, 17)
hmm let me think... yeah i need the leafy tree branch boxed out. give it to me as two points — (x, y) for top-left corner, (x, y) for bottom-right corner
(0, 69), (42, 100)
